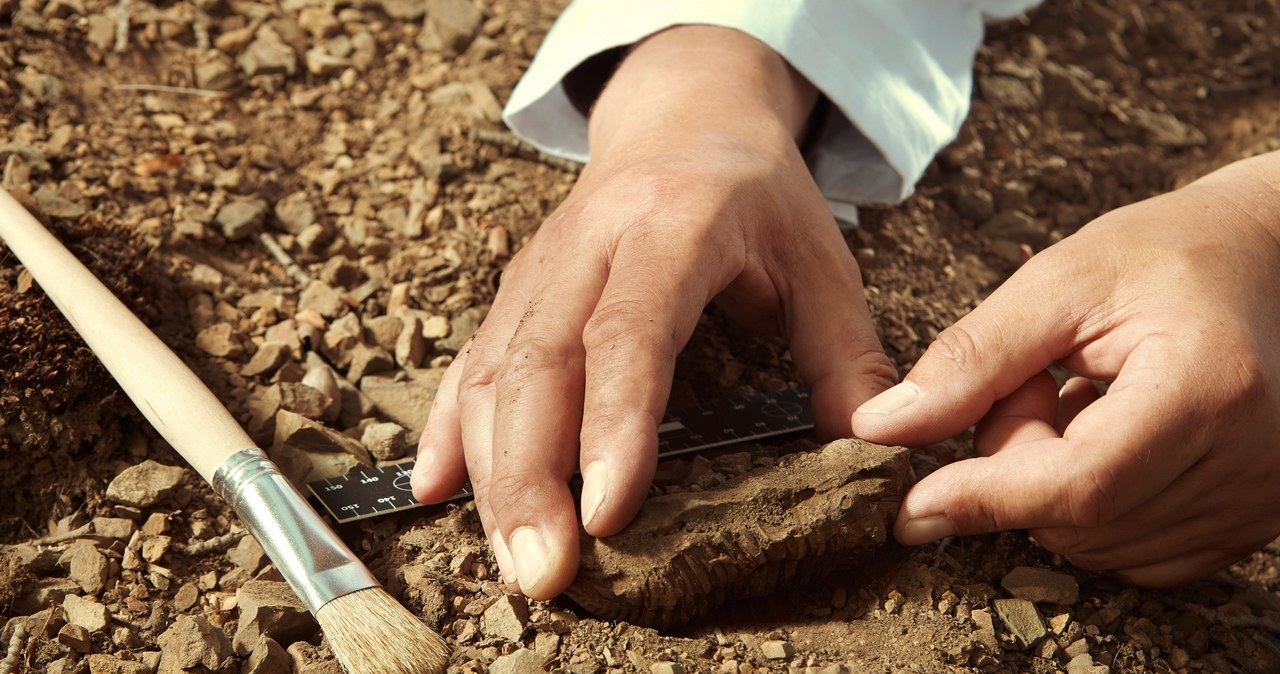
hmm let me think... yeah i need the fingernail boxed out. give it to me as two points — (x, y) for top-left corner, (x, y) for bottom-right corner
(855, 381), (920, 415)
(490, 529), (519, 586)
(580, 462), (607, 529)
(898, 515), (956, 545)
(510, 526), (548, 591)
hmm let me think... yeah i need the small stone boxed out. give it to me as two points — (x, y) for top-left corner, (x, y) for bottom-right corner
(346, 343), (394, 382)
(58, 623), (92, 652)
(227, 535), (267, 575)
(363, 315), (404, 351)
(1066, 653), (1095, 674)
(274, 192), (316, 234)
(243, 636), (291, 674)
(195, 56), (237, 91)
(273, 410), (371, 462)
(420, 314), (449, 339)
(1063, 638), (1089, 658)
(216, 198), (269, 240)
(395, 315), (426, 368)
(362, 422), (409, 461)
(63, 594), (110, 632)
(85, 14), (116, 50)
(423, 0), (481, 53)
(979, 210), (1046, 244)
(970, 607), (999, 650)
(993, 598), (1045, 649)
(140, 534), (171, 563)
(360, 369), (445, 433)
(650, 663), (684, 674)
(196, 322), (245, 358)
(301, 363), (343, 423)
(761, 640), (795, 660)
(85, 655), (152, 674)
(174, 583), (200, 611)
(1001, 566), (1079, 605)
(1167, 647), (1189, 669)
(954, 188), (995, 222)
(241, 342), (291, 378)
(233, 580), (318, 656)
(92, 517), (136, 541)
(482, 594), (529, 642)
(106, 460), (186, 507)
(158, 615), (234, 671)
(489, 648), (545, 674)
(1048, 613), (1072, 634)
(61, 542), (110, 594)
(239, 27), (297, 76)
(298, 280), (346, 318)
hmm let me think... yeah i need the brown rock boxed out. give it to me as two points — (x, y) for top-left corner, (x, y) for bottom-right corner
(195, 322), (245, 358)
(233, 580), (318, 656)
(216, 198), (269, 240)
(92, 517), (136, 541)
(482, 594), (529, 642)
(227, 535), (267, 575)
(106, 460), (187, 507)
(360, 368), (445, 434)
(63, 593), (110, 632)
(489, 648), (545, 674)
(395, 315), (425, 368)
(761, 641), (795, 660)
(239, 27), (297, 77)
(1001, 567), (1079, 605)
(174, 583), (200, 612)
(86, 655), (152, 674)
(363, 315), (403, 351)
(566, 439), (910, 628)
(361, 422), (409, 461)
(61, 542), (110, 595)
(423, 0), (481, 53)
(274, 191), (316, 234)
(58, 623), (92, 652)
(301, 361), (342, 423)
(158, 615), (234, 672)
(298, 280), (346, 318)
(273, 410), (370, 462)
(345, 343), (394, 382)
(141, 534), (172, 563)
(241, 342), (291, 378)
(993, 598), (1046, 649)
(242, 636), (291, 674)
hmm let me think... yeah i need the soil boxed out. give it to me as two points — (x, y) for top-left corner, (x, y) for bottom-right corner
(2, 1), (1279, 673)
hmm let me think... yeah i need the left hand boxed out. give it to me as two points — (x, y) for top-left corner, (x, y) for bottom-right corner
(851, 151), (1280, 586)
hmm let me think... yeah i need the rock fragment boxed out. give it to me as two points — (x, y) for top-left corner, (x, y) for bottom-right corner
(106, 460), (186, 507)
(58, 623), (92, 652)
(157, 615), (234, 672)
(274, 191), (316, 233)
(242, 636), (291, 674)
(395, 315), (426, 368)
(85, 655), (152, 674)
(1001, 566), (1079, 605)
(63, 593), (110, 632)
(216, 198), (269, 240)
(423, 0), (482, 53)
(239, 27), (298, 76)
(362, 422), (409, 461)
(489, 648), (545, 674)
(993, 598), (1046, 649)
(233, 580), (318, 656)
(298, 280), (346, 318)
(61, 542), (110, 594)
(241, 342), (291, 378)
(482, 594), (529, 642)
(360, 369), (444, 434)
(761, 640), (795, 660)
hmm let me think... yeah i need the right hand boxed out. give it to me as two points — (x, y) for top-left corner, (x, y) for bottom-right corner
(411, 26), (897, 599)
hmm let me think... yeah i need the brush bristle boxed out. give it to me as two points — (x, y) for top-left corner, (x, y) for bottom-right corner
(316, 587), (450, 674)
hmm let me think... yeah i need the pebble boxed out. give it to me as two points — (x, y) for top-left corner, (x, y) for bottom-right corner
(106, 460), (186, 508)
(1065, 653), (1109, 674)
(195, 56), (237, 91)
(395, 315), (426, 367)
(1063, 638), (1089, 658)
(241, 342), (291, 378)
(420, 314), (450, 339)
(489, 648), (546, 674)
(363, 315), (404, 351)
(979, 210), (1046, 244)
(346, 343), (394, 382)
(273, 191), (317, 233)
(298, 280), (347, 318)
(239, 26), (298, 76)
(243, 636), (291, 674)
(63, 593), (110, 633)
(1001, 566), (1079, 605)
(84, 655), (152, 674)
(158, 615), (234, 671)
(650, 663), (684, 674)
(482, 594), (530, 642)
(227, 535), (267, 574)
(424, 0), (482, 53)
(92, 517), (137, 541)
(216, 198), (269, 240)
(761, 640), (795, 660)
(174, 583), (200, 611)
(61, 541), (110, 594)
(379, 0), (426, 19)
(58, 622), (93, 652)
(360, 369), (444, 433)
(970, 607), (999, 651)
(954, 188), (995, 222)
(196, 322), (245, 358)
(301, 363), (343, 422)
(362, 422), (409, 461)
(993, 598), (1045, 649)
(140, 534), (171, 563)
(272, 410), (372, 463)
(233, 580), (318, 655)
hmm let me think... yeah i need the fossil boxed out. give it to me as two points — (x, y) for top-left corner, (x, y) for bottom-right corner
(565, 438), (912, 628)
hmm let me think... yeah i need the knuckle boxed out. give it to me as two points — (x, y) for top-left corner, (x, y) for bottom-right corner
(1061, 465), (1121, 529)
(582, 298), (672, 355)
(926, 325), (981, 371)
(458, 358), (499, 399)
(495, 333), (579, 387)
(1029, 527), (1092, 558)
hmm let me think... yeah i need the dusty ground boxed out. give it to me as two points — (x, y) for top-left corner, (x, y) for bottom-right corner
(2, 0), (1280, 673)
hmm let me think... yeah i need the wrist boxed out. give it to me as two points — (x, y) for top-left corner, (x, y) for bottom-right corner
(586, 25), (818, 159)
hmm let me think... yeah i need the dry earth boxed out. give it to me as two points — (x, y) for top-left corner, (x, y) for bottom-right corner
(2, 0), (1280, 673)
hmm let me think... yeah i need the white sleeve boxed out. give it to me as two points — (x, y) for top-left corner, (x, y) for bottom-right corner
(502, 0), (1042, 221)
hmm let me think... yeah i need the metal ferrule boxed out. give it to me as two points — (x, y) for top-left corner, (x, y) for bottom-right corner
(212, 448), (378, 613)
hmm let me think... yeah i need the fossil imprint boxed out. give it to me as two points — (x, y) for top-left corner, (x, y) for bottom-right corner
(565, 439), (913, 628)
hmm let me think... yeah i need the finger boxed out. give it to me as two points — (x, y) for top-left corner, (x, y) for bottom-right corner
(488, 282), (602, 598)
(577, 239), (723, 539)
(1055, 376), (1101, 433)
(1106, 550), (1243, 588)
(851, 253), (1100, 446)
(411, 345), (470, 504)
(893, 335), (1208, 545)
(783, 238), (897, 438)
(972, 370), (1060, 457)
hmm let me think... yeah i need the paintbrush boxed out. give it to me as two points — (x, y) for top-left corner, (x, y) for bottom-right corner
(0, 188), (449, 674)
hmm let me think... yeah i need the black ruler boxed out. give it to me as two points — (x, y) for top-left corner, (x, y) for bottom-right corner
(308, 388), (813, 524)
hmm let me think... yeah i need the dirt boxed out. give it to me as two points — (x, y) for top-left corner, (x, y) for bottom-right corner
(1, 1), (1279, 673)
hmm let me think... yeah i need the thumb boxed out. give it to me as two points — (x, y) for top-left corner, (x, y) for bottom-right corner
(851, 259), (1085, 447)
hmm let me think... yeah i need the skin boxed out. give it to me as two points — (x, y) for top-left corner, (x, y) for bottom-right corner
(410, 25), (898, 599)
(851, 150), (1280, 587)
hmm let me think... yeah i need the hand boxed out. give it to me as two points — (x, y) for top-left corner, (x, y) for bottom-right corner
(411, 26), (897, 598)
(851, 152), (1280, 586)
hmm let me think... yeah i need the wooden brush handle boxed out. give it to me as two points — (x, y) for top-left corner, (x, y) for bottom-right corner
(0, 189), (254, 483)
